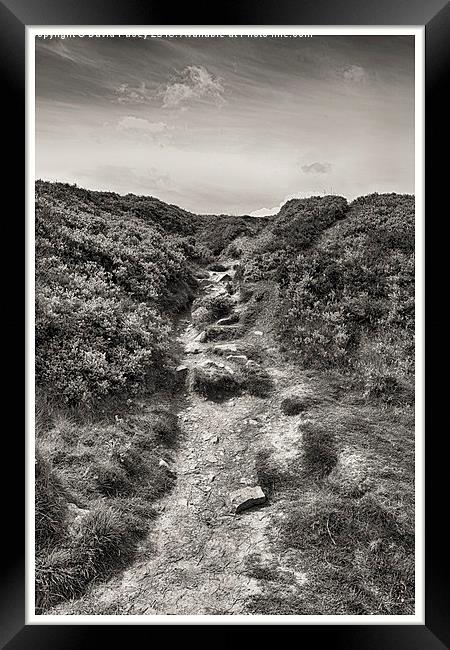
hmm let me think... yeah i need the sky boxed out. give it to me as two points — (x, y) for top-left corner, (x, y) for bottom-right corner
(35, 35), (415, 215)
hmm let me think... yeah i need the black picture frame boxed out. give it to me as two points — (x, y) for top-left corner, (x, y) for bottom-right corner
(4, 0), (449, 646)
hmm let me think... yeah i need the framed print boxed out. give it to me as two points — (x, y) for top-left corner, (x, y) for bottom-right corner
(2, 0), (448, 646)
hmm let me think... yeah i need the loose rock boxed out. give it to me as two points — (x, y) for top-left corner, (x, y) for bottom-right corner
(176, 365), (189, 378)
(185, 343), (201, 354)
(214, 343), (238, 355)
(229, 486), (267, 514)
(226, 354), (248, 365)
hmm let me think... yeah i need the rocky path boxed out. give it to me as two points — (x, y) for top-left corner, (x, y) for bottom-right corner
(78, 264), (287, 615)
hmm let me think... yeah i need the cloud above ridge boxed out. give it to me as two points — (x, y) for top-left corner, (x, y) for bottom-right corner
(301, 162), (332, 174)
(161, 65), (225, 108)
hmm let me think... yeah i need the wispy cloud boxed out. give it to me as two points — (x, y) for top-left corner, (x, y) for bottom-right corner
(116, 116), (168, 135)
(301, 162), (332, 174)
(114, 82), (152, 104)
(341, 64), (368, 83)
(36, 38), (98, 67)
(161, 65), (225, 108)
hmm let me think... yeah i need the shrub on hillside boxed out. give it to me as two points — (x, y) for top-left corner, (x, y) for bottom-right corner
(194, 214), (263, 256)
(237, 194), (414, 401)
(241, 196), (348, 283)
(246, 194), (414, 402)
(35, 183), (200, 404)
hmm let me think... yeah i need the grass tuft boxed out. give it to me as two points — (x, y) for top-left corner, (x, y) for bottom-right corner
(35, 450), (69, 552)
(280, 395), (311, 415)
(301, 423), (338, 478)
(238, 364), (274, 397)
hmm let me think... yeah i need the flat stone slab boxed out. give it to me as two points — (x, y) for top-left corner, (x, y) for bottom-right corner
(185, 343), (201, 354)
(229, 486), (267, 514)
(226, 354), (248, 365)
(216, 316), (238, 326)
(213, 343), (238, 354)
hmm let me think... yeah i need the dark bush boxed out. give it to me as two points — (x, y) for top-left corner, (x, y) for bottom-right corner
(35, 181), (199, 404)
(238, 194), (414, 402)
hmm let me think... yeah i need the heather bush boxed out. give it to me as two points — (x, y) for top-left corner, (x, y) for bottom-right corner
(239, 193), (414, 401)
(35, 182), (199, 404)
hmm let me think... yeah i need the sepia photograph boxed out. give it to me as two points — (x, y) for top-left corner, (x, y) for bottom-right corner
(31, 28), (421, 621)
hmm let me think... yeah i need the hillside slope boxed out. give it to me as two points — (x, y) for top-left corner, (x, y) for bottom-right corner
(238, 192), (414, 403)
(34, 183), (415, 616)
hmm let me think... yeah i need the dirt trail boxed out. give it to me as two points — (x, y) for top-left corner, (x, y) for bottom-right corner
(63, 265), (308, 615)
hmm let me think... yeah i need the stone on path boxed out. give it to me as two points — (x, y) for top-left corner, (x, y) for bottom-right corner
(226, 354), (248, 365)
(217, 272), (233, 284)
(213, 343), (238, 354)
(229, 486), (267, 514)
(253, 330), (263, 336)
(185, 343), (201, 354)
(176, 365), (188, 378)
(216, 316), (238, 326)
(195, 331), (207, 342)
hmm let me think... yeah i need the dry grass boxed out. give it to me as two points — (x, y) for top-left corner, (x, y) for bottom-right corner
(280, 395), (312, 415)
(238, 364), (274, 397)
(35, 450), (69, 552)
(246, 385), (415, 616)
(35, 396), (179, 612)
(35, 504), (150, 612)
(301, 422), (338, 478)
